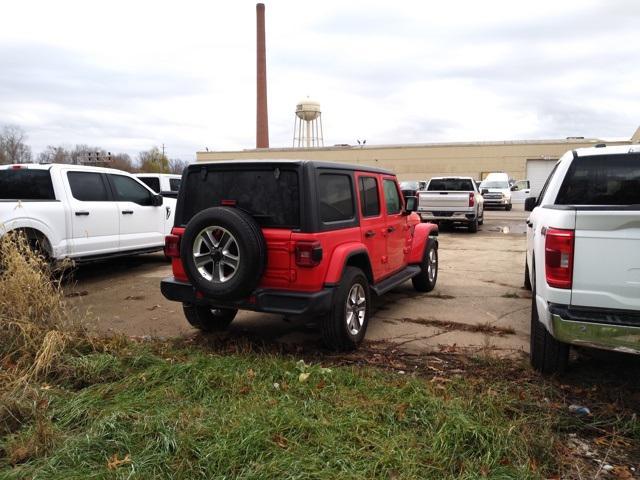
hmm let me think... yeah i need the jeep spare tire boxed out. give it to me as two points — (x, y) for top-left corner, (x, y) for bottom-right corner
(180, 207), (266, 300)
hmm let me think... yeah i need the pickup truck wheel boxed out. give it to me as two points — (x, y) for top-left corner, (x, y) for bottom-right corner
(180, 207), (266, 300)
(183, 303), (237, 332)
(412, 239), (438, 292)
(478, 213), (484, 226)
(505, 203), (512, 211)
(321, 266), (370, 351)
(468, 218), (478, 233)
(530, 269), (568, 374)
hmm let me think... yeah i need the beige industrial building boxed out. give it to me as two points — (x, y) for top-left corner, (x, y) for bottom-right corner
(197, 126), (640, 196)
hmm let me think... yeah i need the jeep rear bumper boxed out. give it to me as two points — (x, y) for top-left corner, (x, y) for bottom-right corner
(549, 304), (640, 355)
(160, 277), (335, 316)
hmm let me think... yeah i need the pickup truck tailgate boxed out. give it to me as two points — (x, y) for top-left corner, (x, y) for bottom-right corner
(419, 192), (469, 210)
(572, 210), (640, 311)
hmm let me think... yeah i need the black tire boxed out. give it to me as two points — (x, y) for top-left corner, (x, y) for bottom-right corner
(321, 267), (370, 351)
(505, 203), (512, 211)
(530, 263), (569, 374)
(468, 218), (478, 233)
(524, 260), (532, 291)
(180, 207), (266, 300)
(183, 303), (237, 332)
(412, 239), (438, 292)
(478, 212), (484, 226)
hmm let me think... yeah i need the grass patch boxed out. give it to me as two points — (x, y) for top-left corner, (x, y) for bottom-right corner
(1, 346), (560, 479)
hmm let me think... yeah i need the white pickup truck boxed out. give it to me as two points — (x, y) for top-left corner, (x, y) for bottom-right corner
(418, 177), (484, 232)
(135, 173), (182, 199)
(525, 145), (640, 373)
(0, 164), (176, 262)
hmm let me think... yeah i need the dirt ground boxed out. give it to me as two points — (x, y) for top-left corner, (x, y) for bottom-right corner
(65, 205), (532, 356)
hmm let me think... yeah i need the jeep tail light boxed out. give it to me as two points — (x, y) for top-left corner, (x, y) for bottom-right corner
(468, 193), (475, 207)
(545, 228), (574, 289)
(164, 234), (181, 258)
(166, 227), (188, 282)
(295, 241), (322, 267)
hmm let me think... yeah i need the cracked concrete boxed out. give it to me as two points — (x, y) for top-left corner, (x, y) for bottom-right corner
(66, 206), (531, 357)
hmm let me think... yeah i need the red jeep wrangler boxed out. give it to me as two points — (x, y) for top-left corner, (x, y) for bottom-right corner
(161, 160), (439, 350)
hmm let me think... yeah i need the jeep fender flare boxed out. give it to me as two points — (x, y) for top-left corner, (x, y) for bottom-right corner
(407, 222), (439, 265)
(323, 242), (372, 285)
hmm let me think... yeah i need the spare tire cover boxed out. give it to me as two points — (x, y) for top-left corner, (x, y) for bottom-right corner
(180, 207), (266, 300)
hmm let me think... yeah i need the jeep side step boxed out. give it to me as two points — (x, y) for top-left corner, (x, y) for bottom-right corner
(370, 265), (421, 296)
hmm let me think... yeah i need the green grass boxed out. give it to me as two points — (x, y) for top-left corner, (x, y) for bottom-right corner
(0, 344), (561, 479)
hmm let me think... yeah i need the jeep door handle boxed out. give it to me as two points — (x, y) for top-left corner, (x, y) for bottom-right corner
(387, 226), (396, 233)
(122, 210), (134, 215)
(365, 230), (376, 238)
(75, 211), (89, 216)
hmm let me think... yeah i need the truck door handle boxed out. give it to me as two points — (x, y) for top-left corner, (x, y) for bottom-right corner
(122, 210), (134, 215)
(387, 226), (396, 233)
(75, 211), (89, 216)
(365, 230), (376, 238)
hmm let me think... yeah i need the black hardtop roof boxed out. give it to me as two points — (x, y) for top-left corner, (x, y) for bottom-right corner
(190, 159), (394, 176)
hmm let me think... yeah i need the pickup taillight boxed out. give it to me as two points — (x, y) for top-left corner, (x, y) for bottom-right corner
(295, 241), (322, 267)
(545, 228), (574, 289)
(468, 193), (475, 207)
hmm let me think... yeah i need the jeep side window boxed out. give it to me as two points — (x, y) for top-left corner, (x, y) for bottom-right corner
(318, 173), (355, 223)
(383, 179), (401, 215)
(68, 172), (109, 201)
(358, 176), (380, 217)
(109, 175), (153, 206)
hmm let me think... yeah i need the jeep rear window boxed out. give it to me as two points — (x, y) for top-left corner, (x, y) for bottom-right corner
(0, 169), (55, 200)
(181, 167), (300, 228)
(555, 154), (640, 205)
(428, 179), (474, 191)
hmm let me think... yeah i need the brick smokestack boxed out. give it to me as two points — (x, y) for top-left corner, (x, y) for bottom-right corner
(256, 3), (269, 148)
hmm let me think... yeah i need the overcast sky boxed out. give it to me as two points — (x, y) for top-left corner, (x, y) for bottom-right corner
(1, 0), (638, 160)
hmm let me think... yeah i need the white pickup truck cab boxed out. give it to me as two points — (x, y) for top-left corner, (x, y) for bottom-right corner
(0, 164), (176, 262)
(135, 173), (182, 199)
(418, 177), (484, 232)
(525, 145), (640, 373)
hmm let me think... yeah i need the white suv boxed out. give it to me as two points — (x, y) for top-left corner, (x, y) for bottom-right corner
(525, 145), (640, 373)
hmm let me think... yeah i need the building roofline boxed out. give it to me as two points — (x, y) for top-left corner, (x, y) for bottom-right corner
(198, 136), (633, 155)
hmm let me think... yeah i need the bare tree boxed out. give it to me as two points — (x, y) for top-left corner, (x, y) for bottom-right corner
(0, 125), (32, 164)
(37, 145), (71, 164)
(110, 153), (134, 172)
(168, 158), (190, 174)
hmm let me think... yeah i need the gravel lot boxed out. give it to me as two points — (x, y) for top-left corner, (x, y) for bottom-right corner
(66, 206), (531, 356)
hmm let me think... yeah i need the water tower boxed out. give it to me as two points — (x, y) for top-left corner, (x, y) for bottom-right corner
(293, 98), (324, 148)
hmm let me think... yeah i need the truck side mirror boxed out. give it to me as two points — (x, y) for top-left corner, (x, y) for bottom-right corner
(524, 197), (537, 212)
(152, 194), (164, 207)
(404, 196), (418, 214)
(511, 185), (518, 191)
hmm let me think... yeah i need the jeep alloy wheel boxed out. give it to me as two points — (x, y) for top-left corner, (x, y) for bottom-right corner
(193, 226), (240, 283)
(321, 266), (370, 351)
(180, 207), (266, 300)
(345, 283), (366, 335)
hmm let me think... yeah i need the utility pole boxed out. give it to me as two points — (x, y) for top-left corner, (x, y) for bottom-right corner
(161, 143), (166, 173)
